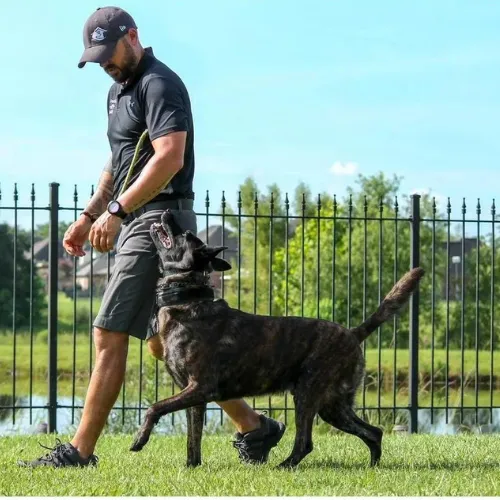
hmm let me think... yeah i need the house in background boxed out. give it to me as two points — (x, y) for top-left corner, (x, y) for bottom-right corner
(24, 237), (72, 292)
(196, 225), (238, 293)
(75, 248), (116, 295)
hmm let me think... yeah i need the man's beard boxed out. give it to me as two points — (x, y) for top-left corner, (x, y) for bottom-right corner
(103, 42), (138, 83)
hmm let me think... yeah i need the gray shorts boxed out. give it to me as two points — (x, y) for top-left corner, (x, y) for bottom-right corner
(93, 207), (197, 340)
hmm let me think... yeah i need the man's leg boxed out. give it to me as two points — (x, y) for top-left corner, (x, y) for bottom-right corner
(17, 327), (128, 468)
(147, 337), (260, 434)
(71, 328), (129, 458)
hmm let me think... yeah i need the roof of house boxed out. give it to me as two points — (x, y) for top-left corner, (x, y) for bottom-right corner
(76, 254), (115, 278)
(197, 225), (237, 249)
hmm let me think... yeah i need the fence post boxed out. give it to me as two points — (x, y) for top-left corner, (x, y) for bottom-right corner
(409, 194), (421, 433)
(48, 182), (59, 433)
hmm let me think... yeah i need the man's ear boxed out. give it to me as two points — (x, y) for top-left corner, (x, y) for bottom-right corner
(211, 257), (232, 272)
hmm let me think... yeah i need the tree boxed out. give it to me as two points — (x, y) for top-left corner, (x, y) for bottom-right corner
(0, 223), (46, 330)
(34, 221), (72, 242)
(222, 177), (288, 314)
(447, 234), (500, 349)
(222, 172), (450, 349)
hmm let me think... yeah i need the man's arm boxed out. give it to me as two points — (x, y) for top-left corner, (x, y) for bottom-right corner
(116, 75), (189, 213)
(81, 157), (114, 222)
(116, 132), (186, 212)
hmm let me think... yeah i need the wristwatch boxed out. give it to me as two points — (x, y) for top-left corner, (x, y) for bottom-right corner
(107, 200), (128, 219)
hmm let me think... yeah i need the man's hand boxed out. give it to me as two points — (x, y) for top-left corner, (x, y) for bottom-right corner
(89, 212), (123, 253)
(63, 217), (93, 257)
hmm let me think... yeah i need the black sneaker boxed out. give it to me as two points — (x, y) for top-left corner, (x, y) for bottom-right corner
(17, 438), (98, 468)
(232, 414), (286, 464)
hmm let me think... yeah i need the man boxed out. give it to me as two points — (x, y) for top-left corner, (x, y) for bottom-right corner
(19, 6), (285, 468)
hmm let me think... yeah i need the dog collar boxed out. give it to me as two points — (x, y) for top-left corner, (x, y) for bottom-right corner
(156, 283), (215, 307)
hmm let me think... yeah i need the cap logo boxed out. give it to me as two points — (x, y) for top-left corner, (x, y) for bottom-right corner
(119, 25), (126, 31)
(91, 27), (107, 41)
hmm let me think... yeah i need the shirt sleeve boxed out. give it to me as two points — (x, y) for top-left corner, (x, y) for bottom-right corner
(142, 76), (189, 141)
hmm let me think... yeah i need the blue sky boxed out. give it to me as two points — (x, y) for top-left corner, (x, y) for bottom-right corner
(1, 0), (499, 228)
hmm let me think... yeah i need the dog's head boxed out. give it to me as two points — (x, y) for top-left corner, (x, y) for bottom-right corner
(150, 209), (232, 275)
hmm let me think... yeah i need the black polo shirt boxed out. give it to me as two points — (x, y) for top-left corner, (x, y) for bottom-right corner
(106, 47), (195, 201)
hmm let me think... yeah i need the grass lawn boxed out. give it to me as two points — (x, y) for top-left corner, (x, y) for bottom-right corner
(0, 434), (499, 496)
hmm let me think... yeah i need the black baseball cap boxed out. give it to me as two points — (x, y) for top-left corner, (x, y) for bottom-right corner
(78, 6), (137, 68)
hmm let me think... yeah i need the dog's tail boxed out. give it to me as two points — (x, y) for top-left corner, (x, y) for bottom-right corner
(350, 267), (425, 343)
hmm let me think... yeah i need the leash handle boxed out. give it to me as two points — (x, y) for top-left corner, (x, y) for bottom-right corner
(119, 129), (149, 196)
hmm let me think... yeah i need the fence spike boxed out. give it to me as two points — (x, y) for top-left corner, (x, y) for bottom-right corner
(363, 195), (368, 215)
(301, 192), (306, 213)
(432, 196), (437, 216)
(221, 190), (226, 210)
(31, 183), (35, 202)
(462, 197), (467, 215)
(285, 192), (289, 212)
(317, 193), (321, 214)
(14, 183), (18, 202)
(379, 196), (383, 215)
(348, 193), (353, 216)
(90, 184), (94, 197)
(270, 191), (275, 214)
(394, 195), (399, 214)
(492, 199), (496, 218)
(477, 198), (481, 216)
(205, 190), (210, 209)
(73, 184), (78, 203)
(254, 191), (259, 211)
(333, 194), (338, 215)
(447, 197), (451, 215)
(237, 191), (242, 210)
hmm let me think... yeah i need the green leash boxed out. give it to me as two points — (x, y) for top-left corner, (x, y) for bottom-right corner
(119, 129), (149, 196)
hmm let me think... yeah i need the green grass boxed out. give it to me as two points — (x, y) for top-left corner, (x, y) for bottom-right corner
(1, 434), (500, 495)
(3, 331), (500, 380)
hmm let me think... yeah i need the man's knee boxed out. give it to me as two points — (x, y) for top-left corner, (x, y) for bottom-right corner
(93, 327), (129, 357)
(147, 335), (163, 361)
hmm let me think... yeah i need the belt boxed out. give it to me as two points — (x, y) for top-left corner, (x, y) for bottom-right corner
(125, 198), (194, 221)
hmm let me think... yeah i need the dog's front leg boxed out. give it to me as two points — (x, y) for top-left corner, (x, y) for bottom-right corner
(130, 383), (207, 453)
(186, 404), (206, 467)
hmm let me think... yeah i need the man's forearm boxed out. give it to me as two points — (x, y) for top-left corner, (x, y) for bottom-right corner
(83, 161), (114, 220)
(116, 153), (182, 213)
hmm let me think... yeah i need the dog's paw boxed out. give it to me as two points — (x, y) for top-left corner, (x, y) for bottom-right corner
(277, 458), (299, 469)
(129, 436), (146, 452)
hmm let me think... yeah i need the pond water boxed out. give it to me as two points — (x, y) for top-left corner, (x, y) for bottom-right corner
(1, 393), (499, 436)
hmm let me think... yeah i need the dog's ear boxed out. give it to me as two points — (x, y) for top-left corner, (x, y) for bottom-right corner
(211, 257), (232, 272)
(205, 246), (231, 271)
(185, 230), (205, 247)
(195, 245), (231, 271)
(204, 245), (228, 258)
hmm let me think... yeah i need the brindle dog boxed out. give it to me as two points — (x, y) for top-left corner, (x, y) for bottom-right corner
(130, 210), (424, 468)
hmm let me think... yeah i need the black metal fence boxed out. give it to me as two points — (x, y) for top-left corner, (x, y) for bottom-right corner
(0, 182), (499, 435)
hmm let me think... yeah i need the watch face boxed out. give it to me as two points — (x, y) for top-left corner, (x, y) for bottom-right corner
(108, 201), (120, 214)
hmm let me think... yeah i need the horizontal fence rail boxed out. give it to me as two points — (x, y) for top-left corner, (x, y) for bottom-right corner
(0, 182), (499, 436)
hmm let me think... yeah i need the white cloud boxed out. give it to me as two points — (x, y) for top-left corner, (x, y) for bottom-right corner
(330, 161), (359, 176)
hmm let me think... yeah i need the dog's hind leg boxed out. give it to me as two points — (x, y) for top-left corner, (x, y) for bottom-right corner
(319, 400), (383, 466)
(130, 382), (208, 453)
(278, 389), (317, 469)
(186, 404), (206, 467)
